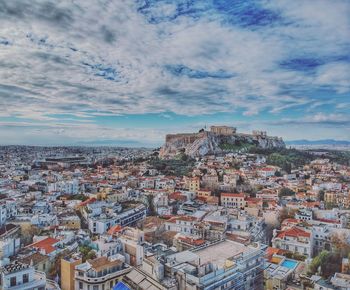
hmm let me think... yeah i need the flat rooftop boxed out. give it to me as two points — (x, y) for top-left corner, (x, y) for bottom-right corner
(193, 240), (253, 268)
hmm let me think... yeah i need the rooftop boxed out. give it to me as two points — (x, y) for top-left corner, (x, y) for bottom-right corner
(88, 256), (123, 272)
(1, 261), (30, 274)
(28, 237), (60, 254)
(193, 240), (254, 268)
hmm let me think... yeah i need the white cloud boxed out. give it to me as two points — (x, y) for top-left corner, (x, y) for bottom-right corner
(0, 0), (349, 143)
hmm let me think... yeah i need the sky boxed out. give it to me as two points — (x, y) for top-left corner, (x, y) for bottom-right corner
(0, 0), (349, 146)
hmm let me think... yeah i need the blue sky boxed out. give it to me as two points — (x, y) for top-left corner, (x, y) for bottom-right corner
(0, 0), (349, 146)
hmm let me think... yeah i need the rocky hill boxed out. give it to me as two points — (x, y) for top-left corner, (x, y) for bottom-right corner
(160, 128), (285, 158)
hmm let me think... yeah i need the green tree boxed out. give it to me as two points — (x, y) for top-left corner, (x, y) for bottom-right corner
(79, 245), (96, 262)
(318, 190), (325, 201)
(278, 187), (295, 198)
(146, 194), (157, 216)
(309, 250), (329, 274)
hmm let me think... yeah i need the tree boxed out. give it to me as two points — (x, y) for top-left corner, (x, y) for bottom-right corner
(275, 171), (282, 177)
(278, 187), (295, 198)
(278, 207), (297, 224)
(318, 190), (325, 201)
(79, 245), (97, 262)
(146, 194), (156, 216)
(309, 250), (329, 275)
(309, 250), (342, 278)
(331, 232), (350, 258)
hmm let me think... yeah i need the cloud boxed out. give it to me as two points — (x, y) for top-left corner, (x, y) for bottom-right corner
(0, 0), (349, 143)
(269, 113), (350, 127)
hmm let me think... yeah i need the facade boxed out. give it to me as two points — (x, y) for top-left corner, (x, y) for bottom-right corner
(168, 240), (265, 290)
(295, 209), (313, 221)
(0, 238), (20, 260)
(61, 256), (82, 290)
(197, 189), (211, 200)
(210, 126), (236, 135)
(186, 177), (200, 193)
(75, 256), (131, 290)
(272, 227), (313, 258)
(221, 193), (245, 209)
(118, 227), (145, 267)
(18, 253), (52, 276)
(87, 204), (146, 235)
(0, 203), (7, 226)
(0, 261), (52, 290)
(165, 216), (197, 235)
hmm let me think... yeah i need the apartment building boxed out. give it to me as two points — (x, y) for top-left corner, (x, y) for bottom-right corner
(272, 227), (313, 258)
(0, 261), (59, 290)
(75, 255), (131, 290)
(221, 193), (245, 209)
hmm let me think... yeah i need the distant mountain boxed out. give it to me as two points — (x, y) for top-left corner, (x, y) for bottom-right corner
(286, 139), (350, 146)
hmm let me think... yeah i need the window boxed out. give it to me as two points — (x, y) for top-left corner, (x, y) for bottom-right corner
(10, 277), (16, 287)
(23, 273), (29, 283)
(93, 285), (99, 290)
(79, 282), (83, 290)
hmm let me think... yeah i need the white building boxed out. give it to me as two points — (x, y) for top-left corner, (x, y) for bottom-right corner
(0, 261), (59, 290)
(0, 238), (21, 259)
(75, 255), (131, 290)
(165, 216), (197, 235)
(87, 204), (146, 235)
(272, 227), (313, 258)
(0, 203), (6, 226)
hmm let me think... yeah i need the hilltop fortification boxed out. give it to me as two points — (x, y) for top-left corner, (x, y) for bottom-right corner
(160, 126), (285, 158)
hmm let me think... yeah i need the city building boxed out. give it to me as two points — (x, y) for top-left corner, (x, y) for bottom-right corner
(75, 255), (131, 290)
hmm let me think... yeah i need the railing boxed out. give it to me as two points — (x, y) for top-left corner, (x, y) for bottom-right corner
(46, 279), (61, 290)
(75, 267), (131, 283)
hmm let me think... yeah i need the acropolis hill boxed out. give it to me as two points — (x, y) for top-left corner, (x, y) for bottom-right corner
(160, 126), (285, 158)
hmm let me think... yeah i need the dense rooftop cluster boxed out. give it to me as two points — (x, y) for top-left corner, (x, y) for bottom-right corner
(0, 145), (349, 290)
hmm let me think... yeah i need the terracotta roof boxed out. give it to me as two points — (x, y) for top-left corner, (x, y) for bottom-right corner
(316, 218), (340, 224)
(245, 197), (262, 204)
(78, 197), (96, 207)
(260, 168), (275, 171)
(177, 236), (205, 246)
(276, 227), (310, 239)
(107, 225), (123, 235)
(29, 237), (59, 254)
(221, 192), (245, 198)
(281, 218), (300, 227)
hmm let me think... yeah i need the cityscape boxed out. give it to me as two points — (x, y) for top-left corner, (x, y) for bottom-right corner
(0, 1), (350, 290)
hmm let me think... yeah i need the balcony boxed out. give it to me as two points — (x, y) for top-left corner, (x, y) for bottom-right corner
(75, 267), (131, 283)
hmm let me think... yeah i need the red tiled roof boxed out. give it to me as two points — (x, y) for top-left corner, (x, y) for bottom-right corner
(316, 218), (340, 224)
(260, 168), (275, 171)
(29, 237), (59, 254)
(221, 192), (245, 198)
(178, 236), (205, 246)
(169, 192), (187, 201)
(78, 197), (96, 207)
(245, 197), (262, 204)
(276, 227), (310, 239)
(107, 225), (123, 235)
(265, 247), (287, 261)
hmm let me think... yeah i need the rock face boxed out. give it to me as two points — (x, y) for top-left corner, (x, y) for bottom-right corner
(160, 130), (285, 158)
